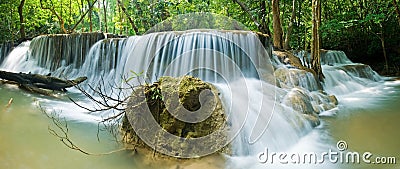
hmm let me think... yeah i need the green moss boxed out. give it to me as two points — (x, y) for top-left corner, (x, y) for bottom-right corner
(121, 75), (229, 157)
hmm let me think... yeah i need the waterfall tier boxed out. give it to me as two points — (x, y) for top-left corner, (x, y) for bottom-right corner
(320, 51), (383, 95)
(0, 42), (13, 64)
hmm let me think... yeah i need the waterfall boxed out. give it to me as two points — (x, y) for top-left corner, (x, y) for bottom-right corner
(321, 50), (383, 95)
(121, 30), (273, 83)
(0, 30), (315, 158)
(0, 41), (32, 72)
(321, 50), (353, 65)
(0, 42), (13, 64)
(2, 30), (378, 167)
(27, 33), (107, 73)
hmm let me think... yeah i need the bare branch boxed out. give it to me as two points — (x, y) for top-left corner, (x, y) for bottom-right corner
(232, 0), (260, 27)
(70, 0), (99, 32)
(39, 104), (134, 156)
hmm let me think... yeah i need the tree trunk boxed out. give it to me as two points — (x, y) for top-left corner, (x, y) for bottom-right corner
(69, 0), (72, 28)
(87, 0), (93, 32)
(117, 0), (123, 35)
(80, 0), (85, 32)
(272, 0), (284, 50)
(98, 0), (102, 31)
(0, 71), (87, 95)
(393, 0), (400, 26)
(10, 5), (14, 45)
(311, 0), (323, 81)
(380, 36), (389, 74)
(259, 0), (271, 36)
(377, 24), (389, 74)
(284, 0), (296, 50)
(18, 0), (26, 40)
(103, 0), (108, 32)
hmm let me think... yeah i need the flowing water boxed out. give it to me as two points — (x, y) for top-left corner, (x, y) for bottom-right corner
(0, 31), (398, 169)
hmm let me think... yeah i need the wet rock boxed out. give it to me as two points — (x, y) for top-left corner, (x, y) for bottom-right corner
(303, 114), (320, 127)
(122, 76), (229, 158)
(283, 88), (317, 115)
(274, 67), (320, 91)
(273, 51), (304, 68)
(309, 92), (338, 113)
(329, 95), (338, 105)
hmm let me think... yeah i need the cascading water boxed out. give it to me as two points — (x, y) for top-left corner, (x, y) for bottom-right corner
(321, 50), (383, 95)
(0, 41), (31, 72)
(0, 30), (376, 169)
(291, 50), (384, 95)
(0, 42), (13, 64)
(0, 30), (316, 158)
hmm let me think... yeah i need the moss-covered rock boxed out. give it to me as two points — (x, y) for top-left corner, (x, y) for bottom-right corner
(122, 76), (229, 158)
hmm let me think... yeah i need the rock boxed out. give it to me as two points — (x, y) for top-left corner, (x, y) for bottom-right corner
(273, 51), (304, 68)
(309, 92), (338, 113)
(328, 95), (338, 105)
(122, 76), (229, 158)
(283, 88), (317, 115)
(274, 67), (320, 91)
(303, 114), (320, 127)
(272, 50), (322, 90)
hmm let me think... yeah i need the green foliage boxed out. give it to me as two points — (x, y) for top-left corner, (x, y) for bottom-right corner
(320, 0), (400, 73)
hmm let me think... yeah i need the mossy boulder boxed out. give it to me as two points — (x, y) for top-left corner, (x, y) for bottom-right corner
(122, 76), (229, 158)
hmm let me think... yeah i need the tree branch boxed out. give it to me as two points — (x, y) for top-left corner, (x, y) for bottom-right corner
(117, 0), (139, 35)
(40, 104), (135, 156)
(232, 0), (260, 27)
(40, 0), (68, 33)
(70, 0), (98, 33)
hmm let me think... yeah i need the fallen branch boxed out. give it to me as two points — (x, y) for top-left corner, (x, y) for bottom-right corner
(0, 70), (87, 95)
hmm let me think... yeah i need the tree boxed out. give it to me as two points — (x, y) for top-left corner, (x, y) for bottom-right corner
(87, 0), (93, 32)
(272, 0), (284, 49)
(102, 0), (108, 32)
(284, 0), (297, 50)
(116, 0), (139, 35)
(311, 0), (323, 80)
(232, 0), (271, 46)
(18, 0), (26, 39)
(40, 0), (68, 33)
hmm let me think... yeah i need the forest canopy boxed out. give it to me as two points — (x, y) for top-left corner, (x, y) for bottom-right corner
(1, 0), (399, 74)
